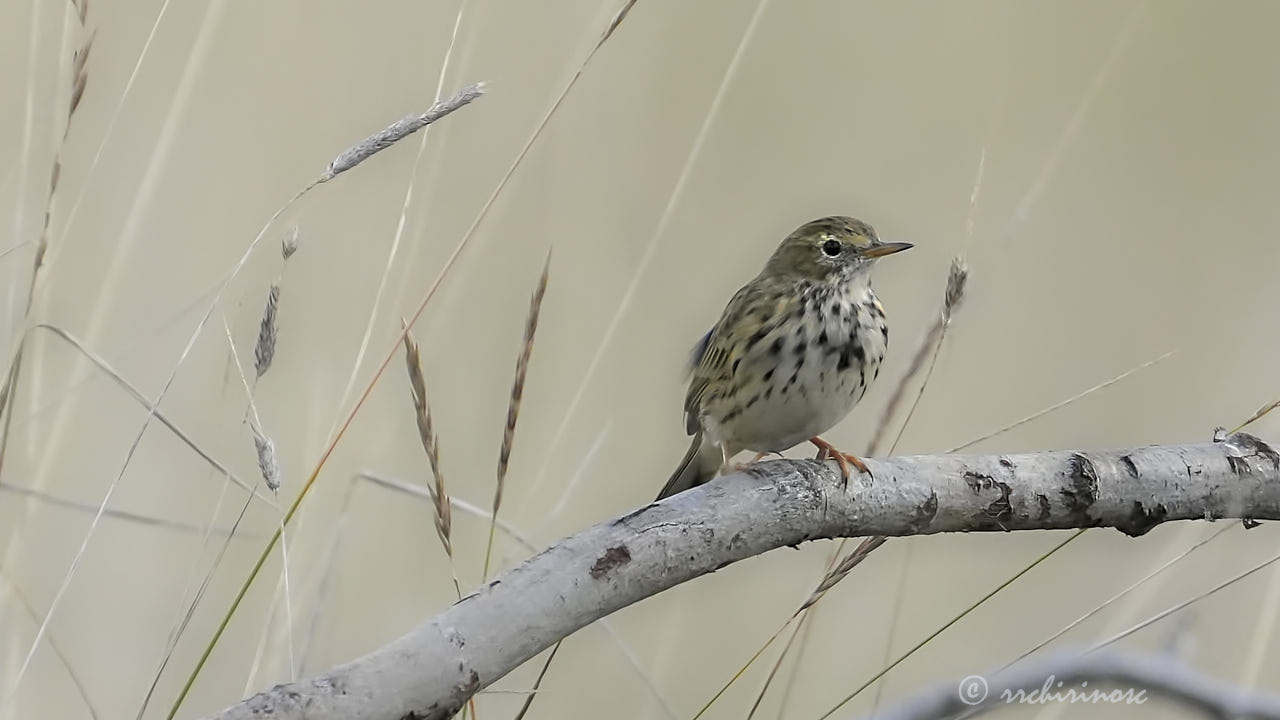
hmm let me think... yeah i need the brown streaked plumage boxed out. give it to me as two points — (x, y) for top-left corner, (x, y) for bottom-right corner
(658, 215), (911, 500)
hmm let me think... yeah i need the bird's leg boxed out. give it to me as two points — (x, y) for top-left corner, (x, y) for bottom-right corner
(731, 451), (770, 473)
(714, 443), (734, 476)
(809, 437), (871, 487)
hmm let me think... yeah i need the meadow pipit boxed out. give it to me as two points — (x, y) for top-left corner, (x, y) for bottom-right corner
(657, 215), (911, 500)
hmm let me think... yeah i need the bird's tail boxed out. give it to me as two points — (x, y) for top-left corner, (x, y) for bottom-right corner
(657, 432), (721, 500)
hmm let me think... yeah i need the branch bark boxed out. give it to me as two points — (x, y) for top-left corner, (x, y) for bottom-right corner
(205, 433), (1280, 720)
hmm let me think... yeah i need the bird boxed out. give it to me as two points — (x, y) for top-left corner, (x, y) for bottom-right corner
(656, 215), (912, 500)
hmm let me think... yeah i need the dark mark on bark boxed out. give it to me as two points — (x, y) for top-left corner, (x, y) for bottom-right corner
(1226, 432), (1280, 471)
(590, 545), (632, 579)
(1227, 455), (1249, 476)
(1120, 500), (1168, 537)
(1036, 493), (1051, 521)
(410, 706), (452, 720)
(414, 670), (478, 720)
(1061, 453), (1098, 522)
(620, 504), (658, 525)
(986, 481), (1013, 524)
(999, 455), (1015, 470)
(1119, 454), (1139, 479)
(446, 628), (465, 649)
(313, 675), (345, 695)
(907, 491), (938, 533)
(964, 470), (996, 493)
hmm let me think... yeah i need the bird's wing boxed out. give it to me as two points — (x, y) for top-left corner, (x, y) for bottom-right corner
(682, 325), (722, 435)
(682, 280), (785, 435)
(688, 328), (713, 373)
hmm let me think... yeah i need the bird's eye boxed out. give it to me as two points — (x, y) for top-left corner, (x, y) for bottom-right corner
(821, 239), (842, 257)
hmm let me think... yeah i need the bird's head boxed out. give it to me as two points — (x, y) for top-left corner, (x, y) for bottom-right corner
(765, 215), (912, 283)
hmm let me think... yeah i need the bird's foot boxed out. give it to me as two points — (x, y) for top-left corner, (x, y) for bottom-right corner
(809, 437), (872, 488)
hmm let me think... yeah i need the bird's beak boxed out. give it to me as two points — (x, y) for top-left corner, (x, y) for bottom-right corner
(860, 241), (913, 258)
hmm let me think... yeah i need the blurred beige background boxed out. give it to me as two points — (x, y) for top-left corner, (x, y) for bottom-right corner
(3, 0), (1280, 718)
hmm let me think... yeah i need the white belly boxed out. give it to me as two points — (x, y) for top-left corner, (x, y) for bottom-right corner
(709, 291), (887, 454)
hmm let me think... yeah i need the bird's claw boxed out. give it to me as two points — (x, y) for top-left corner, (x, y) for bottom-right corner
(809, 437), (872, 489)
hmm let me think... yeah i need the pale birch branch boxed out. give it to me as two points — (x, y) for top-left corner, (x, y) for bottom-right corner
(205, 433), (1280, 720)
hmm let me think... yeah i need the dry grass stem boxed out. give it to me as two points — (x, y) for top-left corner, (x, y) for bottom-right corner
(599, 0), (638, 47)
(298, 479), (358, 676)
(401, 326), (452, 558)
(68, 29), (95, 123)
(1232, 397), (1280, 434)
(324, 4), (465, 435)
(0, 570), (99, 719)
(0, 357), (20, 474)
(0, 0), (94, 477)
(885, 257), (969, 456)
(240, 566), (294, 695)
(34, 0), (93, 269)
(948, 350), (1175, 453)
(482, 250), (551, 580)
(867, 257), (968, 455)
(942, 256), (968, 319)
(174, 7), (636, 708)
(512, 642), (562, 720)
(351, 471), (678, 718)
(524, 0), (766, 503)
(14, 10), (306, 689)
(0, 241), (33, 262)
(814, 531), (1086, 720)
(154, 59), (480, 720)
(0, 481), (259, 537)
(27, 324), (269, 500)
(692, 622), (793, 720)
(138, 324), (267, 719)
(137, 488), (261, 720)
(252, 429), (281, 492)
(1087, 548), (1280, 655)
(171, 179), (451, 716)
(796, 536), (887, 615)
(254, 284), (280, 379)
(280, 226), (299, 260)
(320, 82), (486, 182)
(744, 619), (806, 720)
(1007, 523), (1234, 669)
(772, 604), (815, 717)
(357, 472), (529, 550)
